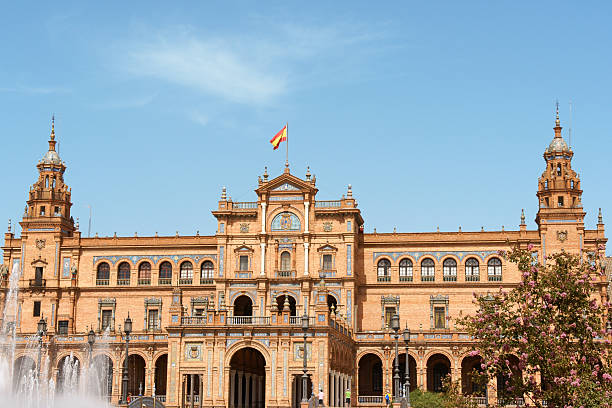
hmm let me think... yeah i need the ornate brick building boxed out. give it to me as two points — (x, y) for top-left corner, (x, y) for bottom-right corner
(1, 112), (608, 408)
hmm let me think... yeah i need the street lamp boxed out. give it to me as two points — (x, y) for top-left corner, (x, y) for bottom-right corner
(391, 314), (400, 402)
(122, 314), (132, 404)
(36, 317), (47, 379)
(402, 327), (411, 406)
(301, 312), (310, 403)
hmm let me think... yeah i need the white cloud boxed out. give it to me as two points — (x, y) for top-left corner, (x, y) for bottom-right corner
(117, 21), (386, 107)
(189, 110), (210, 126)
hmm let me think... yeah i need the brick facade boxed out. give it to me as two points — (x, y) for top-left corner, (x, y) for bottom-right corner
(1, 113), (608, 407)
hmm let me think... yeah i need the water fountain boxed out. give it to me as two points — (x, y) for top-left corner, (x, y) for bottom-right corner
(0, 262), (113, 407)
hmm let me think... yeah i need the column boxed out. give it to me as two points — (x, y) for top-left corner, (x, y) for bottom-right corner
(304, 201), (310, 232)
(259, 375), (264, 407)
(261, 203), (267, 233)
(190, 374), (195, 408)
(304, 242), (309, 276)
(260, 243), (266, 276)
(237, 372), (243, 408)
(245, 374), (251, 407)
(229, 371), (234, 408)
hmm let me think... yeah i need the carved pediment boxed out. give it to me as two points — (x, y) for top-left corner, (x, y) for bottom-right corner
(31, 257), (48, 266)
(272, 183), (300, 191)
(256, 172), (318, 196)
(234, 245), (253, 253)
(317, 244), (337, 252)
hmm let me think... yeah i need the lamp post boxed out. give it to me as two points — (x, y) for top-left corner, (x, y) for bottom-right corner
(391, 314), (400, 402)
(36, 317), (47, 379)
(122, 314), (132, 404)
(402, 327), (411, 406)
(301, 312), (310, 404)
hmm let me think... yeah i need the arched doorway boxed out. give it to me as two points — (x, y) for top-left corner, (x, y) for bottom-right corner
(233, 295), (253, 316)
(276, 294), (297, 316)
(13, 355), (36, 390)
(358, 353), (383, 397)
(291, 374), (313, 408)
(427, 354), (451, 393)
(155, 354), (168, 398)
(91, 354), (113, 398)
(229, 347), (266, 408)
(392, 353), (417, 397)
(123, 354), (146, 397)
(327, 295), (338, 314)
(57, 354), (81, 394)
(461, 355), (485, 395)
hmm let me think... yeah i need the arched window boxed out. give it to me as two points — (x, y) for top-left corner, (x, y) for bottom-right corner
(442, 258), (457, 282)
(557, 164), (562, 176)
(488, 258), (502, 281)
(399, 259), (413, 282)
(201, 261), (214, 284)
(465, 258), (480, 281)
(377, 259), (391, 282)
(138, 262), (151, 285)
(117, 262), (130, 285)
(280, 251), (291, 271)
(544, 180), (548, 190)
(159, 261), (172, 285)
(180, 261), (193, 284)
(96, 262), (110, 285)
(421, 258), (435, 281)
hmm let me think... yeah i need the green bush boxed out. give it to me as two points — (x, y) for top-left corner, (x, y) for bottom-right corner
(409, 389), (445, 408)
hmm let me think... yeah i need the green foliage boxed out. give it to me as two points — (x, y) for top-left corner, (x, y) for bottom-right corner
(456, 247), (612, 407)
(409, 388), (445, 408)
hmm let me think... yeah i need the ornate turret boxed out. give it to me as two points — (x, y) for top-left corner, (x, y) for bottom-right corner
(535, 105), (584, 227)
(20, 117), (75, 235)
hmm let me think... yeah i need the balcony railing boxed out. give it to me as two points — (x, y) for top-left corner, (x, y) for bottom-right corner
(500, 397), (525, 406)
(465, 275), (480, 282)
(199, 278), (214, 284)
(29, 279), (46, 288)
(158, 278), (172, 285)
(377, 275), (391, 282)
(421, 275), (435, 282)
(182, 316), (208, 325)
(117, 279), (130, 286)
(179, 278), (193, 285)
(227, 316), (270, 325)
(443, 275), (457, 282)
(315, 200), (341, 208)
(289, 316), (316, 326)
(233, 201), (258, 209)
(472, 396), (487, 406)
(96, 279), (110, 286)
(318, 270), (336, 278)
(399, 275), (413, 282)
(358, 395), (383, 404)
(275, 270), (295, 278)
(138, 278), (151, 285)
(185, 395), (200, 403)
(235, 271), (252, 279)
(488, 275), (502, 282)
(155, 396), (166, 403)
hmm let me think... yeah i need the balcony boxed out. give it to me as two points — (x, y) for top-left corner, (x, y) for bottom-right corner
(443, 275), (457, 282)
(199, 278), (214, 284)
(319, 270), (336, 278)
(377, 275), (391, 282)
(96, 279), (110, 286)
(138, 278), (151, 285)
(315, 200), (341, 208)
(158, 278), (172, 285)
(275, 270), (295, 278)
(234, 271), (252, 279)
(399, 275), (413, 282)
(180, 315), (317, 327)
(421, 275), (435, 282)
(179, 278), (193, 285)
(488, 275), (502, 282)
(228, 316), (270, 325)
(465, 275), (480, 282)
(29, 279), (46, 288)
(233, 201), (258, 209)
(117, 279), (130, 286)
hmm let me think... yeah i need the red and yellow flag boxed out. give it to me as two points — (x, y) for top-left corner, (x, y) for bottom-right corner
(270, 125), (287, 150)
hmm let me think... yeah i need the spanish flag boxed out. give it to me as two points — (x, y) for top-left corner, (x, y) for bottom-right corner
(270, 124), (287, 150)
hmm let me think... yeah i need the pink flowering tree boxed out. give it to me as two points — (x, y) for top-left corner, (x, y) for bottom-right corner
(457, 247), (612, 407)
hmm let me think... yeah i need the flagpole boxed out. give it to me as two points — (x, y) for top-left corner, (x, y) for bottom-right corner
(285, 122), (289, 169)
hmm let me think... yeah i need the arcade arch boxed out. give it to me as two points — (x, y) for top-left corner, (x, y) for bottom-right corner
(229, 347), (266, 408)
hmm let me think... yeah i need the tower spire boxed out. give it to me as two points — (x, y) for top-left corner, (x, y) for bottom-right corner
(554, 101), (562, 138)
(51, 114), (55, 141)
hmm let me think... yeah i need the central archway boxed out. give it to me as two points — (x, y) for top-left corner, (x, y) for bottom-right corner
(229, 347), (266, 408)
(233, 295), (253, 316)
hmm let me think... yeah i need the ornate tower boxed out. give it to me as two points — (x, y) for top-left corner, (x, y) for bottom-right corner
(536, 106), (585, 256)
(20, 117), (75, 235)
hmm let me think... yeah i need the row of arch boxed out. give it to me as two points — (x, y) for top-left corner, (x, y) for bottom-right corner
(232, 294), (338, 317)
(357, 352), (520, 396)
(377, 257), (503, 280)
(13, 353), (168, 398)
(96, 260), (215, 284)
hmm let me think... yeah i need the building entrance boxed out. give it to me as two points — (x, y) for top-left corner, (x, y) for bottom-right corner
(229, 347), (265, 408)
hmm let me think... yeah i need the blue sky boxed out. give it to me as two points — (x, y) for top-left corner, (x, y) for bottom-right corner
(1, 1), (610, 245)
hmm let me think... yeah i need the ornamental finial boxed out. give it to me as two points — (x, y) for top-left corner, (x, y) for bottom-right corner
(263, 166), (269, 181)
(50, 114), (55, 141)
(347, 184), (353, 198)
(521, 208), (526, 225)
(598, 208), (603, 224)
(555, 100), (560, 127)
(7, 219), (11, 233)
(221, 186), (227, 200)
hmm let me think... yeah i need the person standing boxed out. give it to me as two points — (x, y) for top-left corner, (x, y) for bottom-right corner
(318, 388), (324, 407)
(345, 388), (351, 406)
